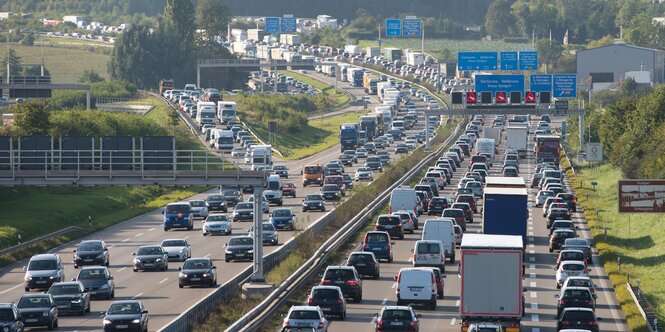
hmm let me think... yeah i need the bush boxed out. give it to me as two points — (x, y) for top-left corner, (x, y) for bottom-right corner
(48, 80), (137, 109)
(236, 94), (317, 132)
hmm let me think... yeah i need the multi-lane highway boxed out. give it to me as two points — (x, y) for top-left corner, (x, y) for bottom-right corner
(0, 74), (437, 331)
(322, 116), (629, 332)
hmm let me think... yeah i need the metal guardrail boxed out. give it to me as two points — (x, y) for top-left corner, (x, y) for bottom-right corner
(0, 226), (81, 257)
(227, 119), (465, 331)
(627, 283), (662, 332)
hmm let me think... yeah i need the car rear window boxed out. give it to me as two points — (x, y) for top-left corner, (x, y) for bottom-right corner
(562, 310), (594, 321)
(568, 279), (592, 288)
(324, 268), (354, 280)
(561, 252), (584, 260)
(382, 309), (412, 320)
(417, 243), (440, 254)
(289, 310), (320, 320)
(313, 288), (340, 298)
(349, 254), (372, 263)
(563, 263), (585, 271)
(378, 216), (400, 225)
(444, 210), (464, 217)
(366, 233), (388, 243)
(564, 289), (591, 299)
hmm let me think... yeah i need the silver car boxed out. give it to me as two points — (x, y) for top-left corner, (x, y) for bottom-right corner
(249, 222), (279, 246)
(556, 261), (588, 288)
(203, 214), (232, 236)
(282, 305), (329, 332)
(160, 239), (191, 261)
(188, 200), (209, 219)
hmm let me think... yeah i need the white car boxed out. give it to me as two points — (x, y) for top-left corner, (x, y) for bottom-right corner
(355, 167), (374, 181)
(160, 239), (191, 261)
(202, 214), (232, 236)
(383, 134), (395, 144)
(231, 148), (246, 158)
(282, 305), (329, 332)
(405, 138), (417, 150)
(535, 190), (556, 207)
(464, 181), (484, 197)
(556, 261), (589, 288)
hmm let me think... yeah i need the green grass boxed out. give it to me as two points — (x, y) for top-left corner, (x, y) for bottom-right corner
(562, 157), (656, 332)
(277, 70), (351, 108)
(253, 111), (363, 160)
(36, 36), (113, 48)
(358, 39), (531, 60)
(6, 43), (110, 83)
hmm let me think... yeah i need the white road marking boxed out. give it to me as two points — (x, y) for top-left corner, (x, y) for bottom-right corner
(528, 237), (534, 242)
(450, 318), (457, 325)
(530, 281), (537, 287)
(529, 243), (534, 248)
(381, 298), (387, 305)
(148, 228), (155, 231)
(0, 283), (23, 295)
(370, 317), (377, 324)
(204, 253), (211, 258)
(530, 291), (537, 298)
(184, 236), (190, 240)
(528, 217), (533, 220)
(532, 328), (541, 332)
(391, 282), (397, 289)
(132, 292), (143, 299)
(528, 231), (534, 236)
(528, 250), (535, 254)
(455, 300), (461, 306)
(121, 239), (129, 242)
(531, 314), (539, 322)
(529, 257), (535, 262)
(159, 278), (169, 284)
(134, 233), (144, 237)
(117, 267), (127, 272)
(530, 273), (536, 278)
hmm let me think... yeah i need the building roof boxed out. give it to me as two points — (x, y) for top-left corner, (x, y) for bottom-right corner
(577, 42), (664, 54)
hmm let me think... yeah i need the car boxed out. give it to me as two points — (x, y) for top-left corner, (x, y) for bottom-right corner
(270, 208), (296, 231)
(547, 208), (572, 228)
(202, 214), (232, 236)
(342, 173), (354, 189)
(427, 197), (451, 216)
(102, 300), (149, 332)
(162, 202), (194, 231)
(543, 197), (566, 216)
(231, 147), (246, 158)
(0, 303), (25, 332)
(365, 156), (383, 172)
(339, 154), (355, 166)
(320, 184), (343, 201)
(503, 166), (519, 177)
(281, 183), (297, 198)
(362, 231), (394, 262)
(345, 252), (380, 279)
(395, 268), (438, 309)
(556, 261), (589, 288)
(47, 281), (90, 315)
(320, 266), (363, 303)
(178, 257), (217, 288)
(307, 286), (347, 319)
(221, 187), (243, 206)
(451, 202), (473, 223)
(273, 165), (289, 178)
(282, 305), (328, 332)
(132, 245), (168, 272)
(24, 254), (65, 292)
(355, 148), (369, 159)
(249, 222), (279, 245)
(232, 202), (255, 221)
(224, 236), (254, 262)
(375, 214), (404, 239)
(355, 167), (374, 181)
(536, 190), (556, 207)
(556, 250), (587, 269)
(73, 240), (109, 268)
(205, 194), (228, 212)
(562, 276), (598, 300)
(16, 294), (58, 329)
(373, 305), (421, 332)
(556, 307), (599, 332)
(550, 220), (577, 236)
(456, 194), (478, 213)
(74, 266), (115, 300)
(442, 208), (467, 231)
(395, 144), (408, 154)
(557, 193), (578, 212)
(188, 199), (209, 219)
(562, 238), (593, 263)
(453, 224), (463, 246)
(411, 240), (446, 272)
(302, 194), (326, 212)
(160, 239), (192, 261)
(549, 229), (576, 252)
(531, 173), (544, 188)
(377, 153), (391, 166)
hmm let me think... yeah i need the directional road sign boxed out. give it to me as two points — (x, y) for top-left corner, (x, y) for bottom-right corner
(402, 19), (421, 37)
(519, 51), (538, 70)
(475, 74), (525, 94)
(458, 52), (498, 71)
(280, 16), (297, 33)
(530, 74), (552, 93)
(265, 17), (280, 33)
(553, 74), (577, 98)
(500, 52), (518, 71)
(386, 19), (401, 37)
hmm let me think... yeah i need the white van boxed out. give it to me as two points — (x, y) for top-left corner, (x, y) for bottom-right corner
(395, 267), (437, 309)
(263, 175), (283, 206)
(213, 129), (235, 151)
(389, 187), (418, 215)
(421, 218), (455, 263)
(412, 240), (446, 272)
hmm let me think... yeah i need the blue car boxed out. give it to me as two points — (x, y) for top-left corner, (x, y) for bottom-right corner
(361, 231), (393, 262)
(269, 208), (295, 231)
(163, 202), (194, 231)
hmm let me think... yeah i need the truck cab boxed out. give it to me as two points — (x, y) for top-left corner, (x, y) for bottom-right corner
(263, 175), (283, 206)
(302, 164), (324, 186)
(249, 145), (272, 171)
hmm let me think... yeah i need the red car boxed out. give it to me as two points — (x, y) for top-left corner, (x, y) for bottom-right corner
(456, 194), (477, 213)
(281, 183), (297, 198)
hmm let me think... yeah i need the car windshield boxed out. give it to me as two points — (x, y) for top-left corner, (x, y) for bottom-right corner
(162, 240), (186, 247)
(366, 233), (388, 243)
(207, 195), (224, 201)
(78, 269), (106, 279)
(0, 308), (14, 321)
(273, 209), (292, 217)
(274, 166), (287, 170)
(382, 310), (412, 320)
(223, 190), (240, 196)
(322, 185), (338, 191)
(262, 224), (275, 231)
(207, 215), (228, 222)
(305, 195), (322, 201)
(313, 288), (339, 298)
(18, 296), (50, 308)
(49, 284), (80, 295)
(229, 238), (252, 246)
(289, 310), (320, 320)
(108, 303), (141, 315)
(78, 242), (102, 251)
(183, 259), (211, 269)
(137, 247), (162, 255)
(28, 259), (57, 271)
(304, 166), (322, 174)
(236, 203), (252, 210)
(563, 264), (585, 271)
(166, 204), (190, 213)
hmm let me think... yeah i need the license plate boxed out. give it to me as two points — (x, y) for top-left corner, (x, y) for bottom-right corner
(334, 280), (345, 284)
(372, 248), (381, 251)
(25, 319), (38, 323)
(390, 321), (403, 326)
(384, 225), (394, 229)
(355, 263), (366, 266)
(190, 278), (200, 281)
(84, 259), (93, 262)
(116, 325), (129, 329)
(58, 305), (68, 309)
(36, 280), (46, 284)
(144, 264), (153, 267)
(322, 308), (331, 312)
(236, 254), (245, 257)
(409, 287), (423, 291)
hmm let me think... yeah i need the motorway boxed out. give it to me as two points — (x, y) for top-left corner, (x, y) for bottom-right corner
(325, 116), (629, 332)
(0, 74), (436, 331)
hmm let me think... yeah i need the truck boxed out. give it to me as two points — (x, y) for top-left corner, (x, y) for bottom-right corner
(279, 34), (301, 46)
(321, 64), (336, 77)
(484, 176), (526, 189)
(483, 127), (501, 144)
(406, 52), (424, 67)
(475, 138), (495, 161)
(482, 187), (528, 244)
(377, 82), (392, 101)
(213, 129), (235, 151)
(249, 145), (272, 170)
(506, 126), (528, 158)
(339, 123), (359, 152)
(535, 135), (561, 163)
(196, 101), (217, 128)
(348, 68), (364, 87)
(383, 47), (402, 61)
(363, 73), (378, 94)
(460, 234), (524, 332)
(375, 106), (393, 133)
(159, 79), (174, 95)
(366, 46), (380, 58)
(338, 64), (351, 82)
(359, 115), (378, 141)
(217, 101), (237, 124)
(344, 44), (362, 55)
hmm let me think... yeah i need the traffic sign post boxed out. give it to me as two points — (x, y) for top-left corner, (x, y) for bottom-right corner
(553, 74), (577, 98)
(500, 52), (518, 71)
(386, 19), (401, 37)
(280, 15), (297, 33)
(402, 18), (421, 37)
(519, 51), (538, 70)
(265, 17), (280, 33)
(457, 52), (498, 71)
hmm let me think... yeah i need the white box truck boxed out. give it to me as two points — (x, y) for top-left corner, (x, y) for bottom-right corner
(475, 138), (495, 161)
(460, 234), (524, 332)
(196, 101), (217, 128)
(217, 101), (237, 124)
(506, 126), (528, 159)
(213, 129), (235, 151)
(483, 126), (501, 144)
(249, 145), (272, 170)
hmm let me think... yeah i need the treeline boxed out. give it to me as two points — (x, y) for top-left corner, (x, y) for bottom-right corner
(235, 94), (323, 132)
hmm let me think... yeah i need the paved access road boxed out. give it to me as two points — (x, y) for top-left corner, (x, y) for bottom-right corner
(325, 116), (629, 332)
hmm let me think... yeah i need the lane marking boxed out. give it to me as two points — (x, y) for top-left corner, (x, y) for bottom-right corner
(530, 281), (537, 288)
(450, 318), (457, 325)
(528, 250), (535, 254)
(531, 303), (538, 310)
(455, 300), (460, 307)
(530, 273), (536, 278)
(532, 328), (541, 332)
(117, 267), (127, 272)
(121, 239), (129, 242)
(530, 291), (537, 298)
(529, 237), (534, 242)
(159, 278), (169, 284)
(531, 314), (539, 322)
(0, 283), (23, 295)
(528, 231), (534, 236)
(132, 292), (143, 299)
(204, 253), (211, 258)
(391, 282), (397, 289)
(148, 228), (155, 231)
(529, 243), (534, 248)
(381, 298), (387, 305)
(184, 236), (190, 240)
(134, 233), (144, 237)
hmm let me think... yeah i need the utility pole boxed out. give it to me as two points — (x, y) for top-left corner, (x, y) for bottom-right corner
(378, 23), (382, 54)
(421, 26), (424, 56)
(6, 33), (10, 83)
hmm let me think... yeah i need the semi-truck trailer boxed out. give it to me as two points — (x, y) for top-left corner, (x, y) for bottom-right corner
(363, 73), (378, 95)
(348, 68), (364, 87)
(535, 135), (561, 163)
(506, 126), (528, 158)
(359, 115), (378, 141)
(339, 123), (359, 152)
(482, 187), (528, 244)
(460, 234), (524, 332)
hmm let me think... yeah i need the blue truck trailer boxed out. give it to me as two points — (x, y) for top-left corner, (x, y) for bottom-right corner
(339, 123), (359, 152)
(482, 187), (528, 245)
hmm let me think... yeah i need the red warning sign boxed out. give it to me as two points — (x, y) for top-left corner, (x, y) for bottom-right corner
(495, 91), (507, 103)
(525, 91), (536, 103)
(466, 91), (477, 103)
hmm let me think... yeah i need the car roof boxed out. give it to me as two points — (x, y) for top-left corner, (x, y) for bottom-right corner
(561, 286), (592, 292)
(560, 249), (584, 254)
(311, 285), (342, 291)
(325, 265), (354, 271)
(382, 305), (413, 311)
(289, 305), (319, 311)
(31, 254), (59, 260)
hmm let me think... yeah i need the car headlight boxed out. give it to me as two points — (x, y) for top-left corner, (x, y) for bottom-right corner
(225, 249), (231, 254)
(25, 275), (32, 281)
(180, 273), (187, 278)
(202, 273), (210, 277)
(156, 258), (163, 262)
(99, 284), (109, 290)
(134, 258), (141, 263)
(43, 311), (50, 317)
(248, 250), (254, 254)
(49, 275), (57, 279)
(132, 319), (141, 324)
(71, 299), (82, 303)
(103, 319), (112, 325)
(96, 253), (104, 259)
(179, 248), (185, 253)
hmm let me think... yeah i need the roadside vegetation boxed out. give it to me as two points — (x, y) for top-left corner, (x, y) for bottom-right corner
(277, 70), (352, 109)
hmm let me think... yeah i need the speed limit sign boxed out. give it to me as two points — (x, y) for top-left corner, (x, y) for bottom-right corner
(586, 143), (603, 162)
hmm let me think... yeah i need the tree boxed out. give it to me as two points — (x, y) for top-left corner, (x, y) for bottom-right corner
(0, 49), (22, 78)
(79, 70), (105, 83)
(484, 0), (516, 38)
(196, 0), (231, 45)
(535, 38), (563, 69)
(13, 100), (51, 136)
(168, 108), (180, 135)
(20, 33), (34, 46)
(164, 0), (195, 43)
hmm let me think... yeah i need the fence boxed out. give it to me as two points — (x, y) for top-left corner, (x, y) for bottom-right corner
(0, 226), (81, 258)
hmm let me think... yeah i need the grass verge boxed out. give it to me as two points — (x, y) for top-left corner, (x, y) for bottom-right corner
(277, 70), (352, 109)
(561, 154), (653, 331)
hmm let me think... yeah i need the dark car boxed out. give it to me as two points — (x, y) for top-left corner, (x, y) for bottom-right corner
(362, 231), (394, 262)
(132, 246), (168, 272)
(442, 208), (467, 231)
(17, 294), (58, 329)
(342, 173), (354, 190)
(365, 156), (383, 172)
(346, 252), (380, 279)
(178, 258), (217, 288)
(320, 184), (343, 201)
(73, 240), (109, 268)
(281, 183), (297, 198)
(556, 307), (599, 332)
(428, 197), (451, 216)
(307, 286), (347, 319)
(302, 194), (326, 212)
(47, 282), (90, 316)
(221, 188), (243, 206)
(549, 220), (576, 236)
(562, 238), (593, 263)
(456, 194), (477, 213)
(556, 250), (587, 269)
(556, 193), (578, 212)
(549, 229), (576, 252)
(0, 303), (24, 332)
(547, 208), (572, 228)
(415, 182), (438, 199)
(75, 266), (115, 300)
(324, 163), (343, 176)
(224, 236), (254, 262)
(205, 194), (228, 212)
(373, 306), (421, 332)
(273, 165), (289, 178)
(339, 154), (355, 166)
(375, 214), (404, 239)
(395, 144), (408, 154)
(270, 208), (295, 231)
(451, 202), (474, 223)
(102, 300), (149, 332)
(320, 266), (363, 303)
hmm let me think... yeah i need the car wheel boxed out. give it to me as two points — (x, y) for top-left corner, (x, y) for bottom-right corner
(47, 319), (55, 330)
(388, 256), (393, 263)
(133, 267), (138, 272)
(105, 260), (110, 267)
(24, 287), (30, 292)
(549, 247), (553, 253)
(164, 227), (169, 231)
(440, 264), (446, 273)
(374, 272), (380, 280)
(340, 311), (346, 320)
(110, 289), (115, 299)
(225, 258), (231, 262)
(80, 307), (85, 316)
(450, 255), (455, 263)
(86, 302), (91, 313)
(203, 233), (208, 236)
(179, 283), (183, 289)
(438, 291), (443, 299)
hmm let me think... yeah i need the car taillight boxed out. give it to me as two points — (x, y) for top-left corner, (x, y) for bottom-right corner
(397, 224), (402, 229)
(406, 219), (412, 223)
(561, 320), (570, 326)
(322, 279), (331, 285)
(438, 177), (443, 181)
(376, 319), (383, 328)
(307, 296), (316, 305)
(283, 321), (290, 328)
(589, 320), (598, 326)
(588, 299), (595, 305)
(318, 321), (325, 328)
(337, 298), (344, 304)
(363, 243), (369, 250)
(388, 207), (392, 213)
(410, 320), (418, 328)
(559, 298), (566, 304)
(348, 280), (358, 286)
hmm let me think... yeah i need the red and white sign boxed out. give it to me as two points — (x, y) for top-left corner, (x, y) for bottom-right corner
(619, 179), (665, 213)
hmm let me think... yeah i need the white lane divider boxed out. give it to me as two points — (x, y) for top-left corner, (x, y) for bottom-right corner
(531, 303), (538, 310)
(116, 267), (127, 273)
(121, 239), (129, 242)
(450, 318), (457, 325)
(531, 314), (539, 322)
(528, 231), (534, 236)
(530, 281), (537, 288)
(530, 273), (536, 278)
(530, 291), (537, 298)
(381, 298), (387, 305)
(391, 282), (397, 289)
(204, 253), (211, 258)
(148, 228), (155, 232)
(532, 328), (541, 332)
(134, 233), (144, 237)
(159, 278), (169, 284)
(455, 300), (460, 307)
(0, 283), (23, 295)
(529, 257), (535, 262)
(529, 243), (534, 248)
(132, 292), (143, 299)
(184, 236), (190, 240)
(528, 250), (535, 254)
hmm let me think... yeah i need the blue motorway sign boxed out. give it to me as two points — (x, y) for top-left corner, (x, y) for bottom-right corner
(402, 19), (421, 37)
(280, 16), (297, 33)
(386, 19), (401, 37)
(553, 74), (577, 98)
(475, 74), (525, 94)
(519, 51), (538, 70)
(530, 74), (552, 92)
(265, 17), (280, 33)
(500, 52), (518, 71)
(458, 52), (498, 71)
